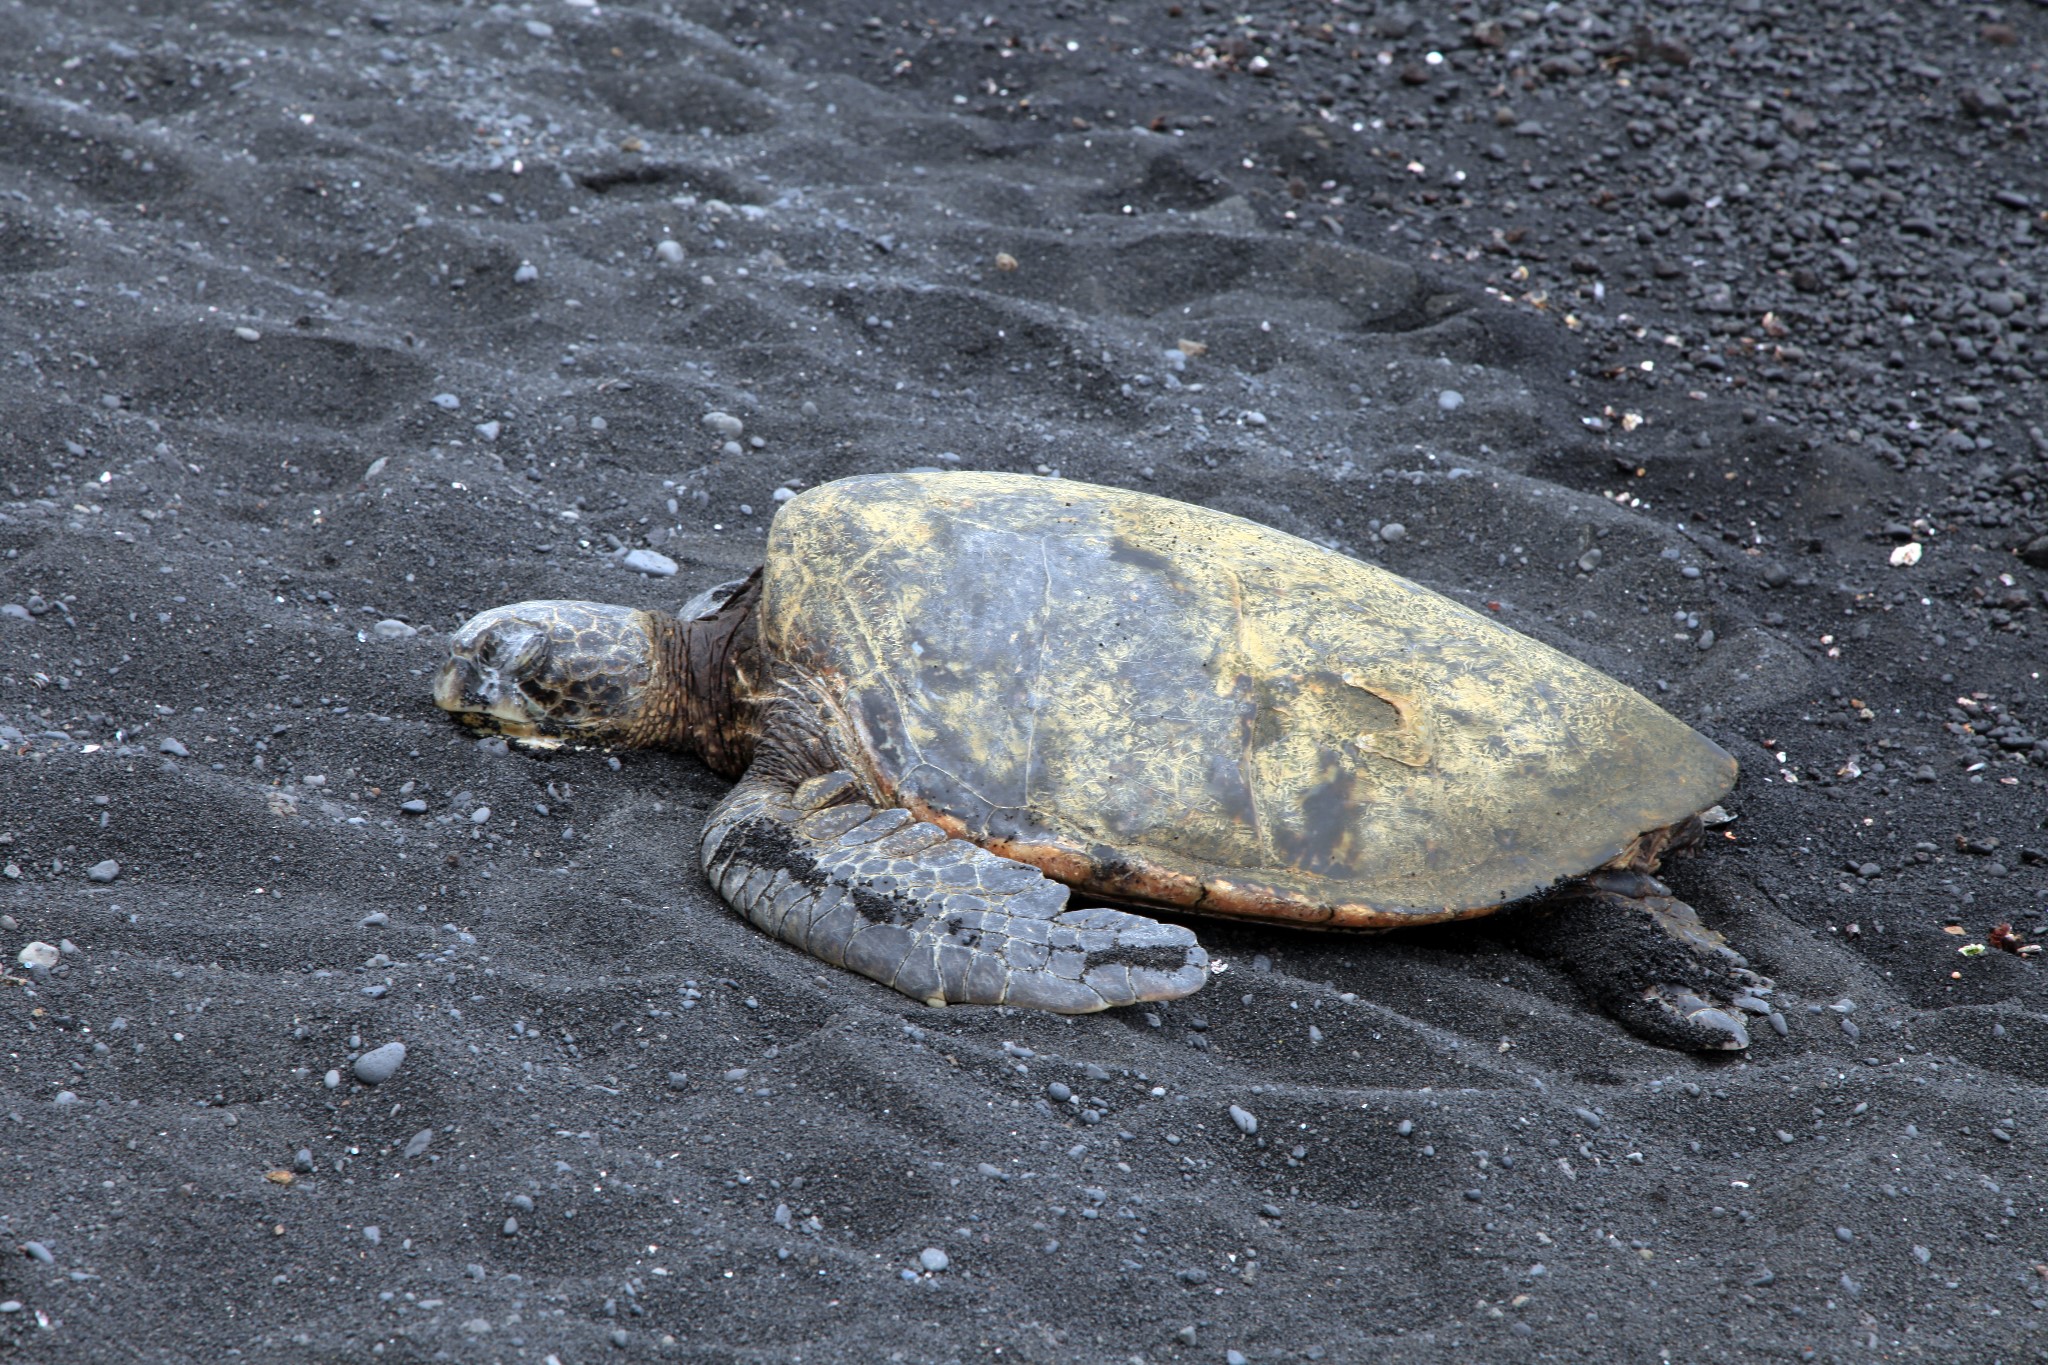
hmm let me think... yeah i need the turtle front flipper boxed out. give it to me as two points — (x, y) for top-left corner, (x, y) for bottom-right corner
(700, 735), (1208, 1014)
(1514, 869), (1767, 1052)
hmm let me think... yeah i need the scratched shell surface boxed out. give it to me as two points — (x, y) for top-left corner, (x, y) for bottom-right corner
(760, 472), (1737, 927)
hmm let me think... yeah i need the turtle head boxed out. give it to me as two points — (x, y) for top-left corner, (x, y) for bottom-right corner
(434, 600), (668, 746)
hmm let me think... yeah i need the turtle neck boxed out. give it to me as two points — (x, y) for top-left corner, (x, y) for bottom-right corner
(637, 568), (764, 775)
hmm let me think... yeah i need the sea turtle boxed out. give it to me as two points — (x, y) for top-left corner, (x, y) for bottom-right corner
(434, 471), (1764, 1051)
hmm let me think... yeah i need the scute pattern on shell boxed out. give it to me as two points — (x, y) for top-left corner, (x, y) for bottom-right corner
(759, 472), (1738, 926)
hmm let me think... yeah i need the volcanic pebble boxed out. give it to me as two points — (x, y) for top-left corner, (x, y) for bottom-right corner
(352, 1041), (407, 1085)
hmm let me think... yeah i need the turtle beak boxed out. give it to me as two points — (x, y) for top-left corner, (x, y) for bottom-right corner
(433, 617), (552, 734)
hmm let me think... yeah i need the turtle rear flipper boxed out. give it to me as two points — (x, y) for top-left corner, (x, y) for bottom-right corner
(701, 751), (1208, 1013)
(1516, 870), (1763, 1052)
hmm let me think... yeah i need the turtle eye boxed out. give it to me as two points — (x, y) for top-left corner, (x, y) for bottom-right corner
(477, 620), (550, 678)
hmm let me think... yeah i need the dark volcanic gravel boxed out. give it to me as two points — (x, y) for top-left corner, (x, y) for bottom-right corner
(3, 1), (2047, 1361)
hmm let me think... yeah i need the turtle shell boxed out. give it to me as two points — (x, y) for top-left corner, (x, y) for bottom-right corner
(760, 472), (1736, 928)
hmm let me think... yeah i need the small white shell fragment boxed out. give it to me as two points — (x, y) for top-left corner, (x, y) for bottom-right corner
(1889, 542), (1922, 567)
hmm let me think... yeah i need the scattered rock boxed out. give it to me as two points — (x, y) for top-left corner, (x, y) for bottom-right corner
(623, 548), (679, 576)
(352, 1041), (407, 1085)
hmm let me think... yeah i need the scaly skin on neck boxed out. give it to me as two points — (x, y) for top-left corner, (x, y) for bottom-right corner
(630, 569), (764, 776)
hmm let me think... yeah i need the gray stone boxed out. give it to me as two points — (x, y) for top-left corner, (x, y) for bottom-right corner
(918, 1247), (950, 1273)
(623, 548), (679, 577)
(86, 859), (120, 883)
(353, 1041), (407, 1085)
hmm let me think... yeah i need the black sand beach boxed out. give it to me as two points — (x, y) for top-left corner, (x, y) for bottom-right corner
(4, 1), (2047, 1360)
